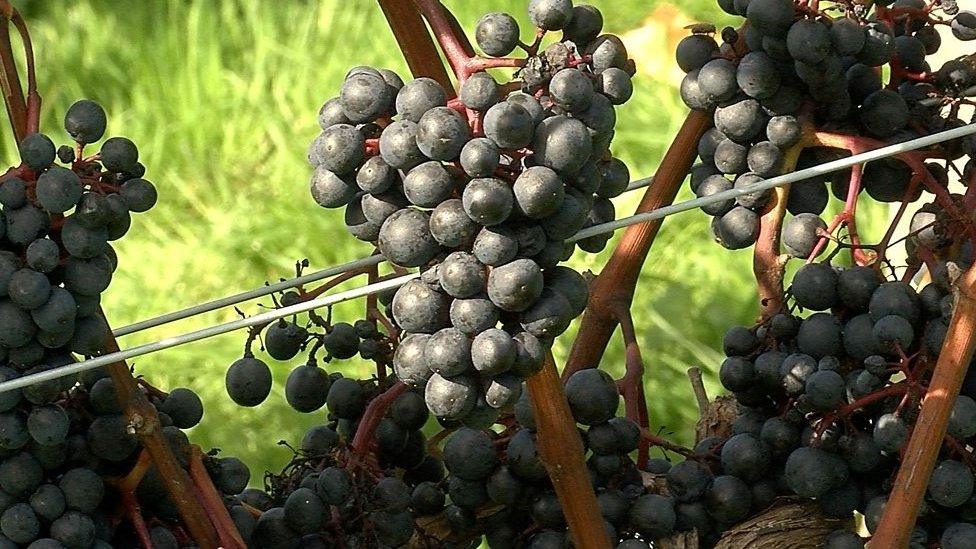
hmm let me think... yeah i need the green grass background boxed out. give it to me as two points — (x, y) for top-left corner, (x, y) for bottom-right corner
(0, 0), (889, 478)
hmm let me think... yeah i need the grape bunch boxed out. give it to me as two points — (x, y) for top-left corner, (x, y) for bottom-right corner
(0, 100), (157, 373)
(304, 0), (635, 422)
(227, 366), (688, 547)
(679, 0), (976, 250)
(646, 259), (976, 547)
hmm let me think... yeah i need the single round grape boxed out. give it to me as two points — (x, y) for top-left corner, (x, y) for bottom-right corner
(549, 68), (594, 113)
(943, 522), (976, 549)
(532, 115), (592, 175)
(449, 295), (499, 335)
(838, 266), (881, 312)
(317, 97), (350, 129)
(585, 34), (630, 72)
(791, 262), (838, 311)
(475, 12), (520, 57)
(19, 133), (55, 171)
(784, 447), (848, 498)
(787, 19), (831, 64)
(61, 217), (108, 259)
(26, 406), (68, 446)
(628, 494), (676, 541)
(424, 373), (477, 420)
(861, 90), (909, 138)
(459, 72), (500, 111)
(805, 369), (845, 410)
(949, 395), (976, 439)
(484, 101), (534, 150)
(766, 115), (801, 149)
(403, 161), (456, 208)
(676, 34), (718, 73)
(698, 58), (738, 103)
(285, 365), (330, 413)
(379, 120), (425, 170)
(520, 287), (572, 338)
(225, 356), (271, 407)
(424, 328), (473, 378)
(737, 52), (780, 100)
(872, 413), (907, 453)
(747, 141), (782, 177)
(356, 156), (395, 194)
(596, 67), (633, 105)
(439, 252), (487, 299)
(392, 280), (450, 335)
(564, 368), (619, 425)
(563, 4), (603, 46)
(8, 269), (51, 310)
(393, 333), (433, 387)
(872, 314), (914, 354)
(513, 166), (565, 220)
(472, 225), (518, 266)
(58, 468), (103, 513)
(0, 177), (27, 208)
(745, 0), (794, 35)
(782, 213), (826, 258)
(1, 503), (39, 545)
(340, 71), (392, 123)
(929, 460), (974, 508)
(471, 328), (517, 374)
(429, 199), (479, 249)
(395, 78), (447, 123)
(859, 22), (895, 67)
(869, 281), (921, 324)
(416, 106), (470, 161)
(459, 138), (500, 178)
(951, 11), (976, 41)
(487, 258), (543, 312)
(713, 139), (747, 175)
(714, 99), (767, 143)
(463, 178), (514, 226)
(100, 137), (139, 173)
(35, 167), (82, 213)
(528, 0), (573, 30)
(310, 166), (357, 209)
(378, 209), (440, 268)
(64, 99), (107, 143)
(159, 387), (204, 429)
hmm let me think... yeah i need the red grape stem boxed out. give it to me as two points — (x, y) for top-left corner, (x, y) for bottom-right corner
(613, 303), (652, 467)
(871, 265), (976, 548)
(349, 381), (408, 455)
(188, 445), (248, 549)
(0, 0), (37, 143)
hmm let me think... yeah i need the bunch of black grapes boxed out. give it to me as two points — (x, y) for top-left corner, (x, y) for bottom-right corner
(680, 0), (976, 250)
(228, 366), (685, 547)
(304, 0), (635, 422)
(653, 259), (976, 548)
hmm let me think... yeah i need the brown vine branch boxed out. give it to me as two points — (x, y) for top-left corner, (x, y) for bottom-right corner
(99, 308), (221, 549)
(564, 110), (711, 377)
(754, 145), (803, 318)
(870, 265), (976, 548)
(0, 1), (27, 143)
(377, 0), (455, 94)
(526, 353), (609, 549)
(350, 381), (408, 455)
(615, 303), (651, 467)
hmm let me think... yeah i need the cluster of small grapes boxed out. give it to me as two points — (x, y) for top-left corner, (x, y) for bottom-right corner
(227, 366), (684, 547)
(0, 363), (252, 548)
(0, 100), (156, 373)
(679, 0), (976, 250)
(225, 294), (392, 414)
(306, 0), (635, 422)
(224, 382), (447, 548)
(645, 261), (974, 548)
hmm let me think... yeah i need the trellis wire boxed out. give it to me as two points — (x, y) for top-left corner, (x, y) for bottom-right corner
(2, 122), (975, 394)
(111, 176), (657, 338)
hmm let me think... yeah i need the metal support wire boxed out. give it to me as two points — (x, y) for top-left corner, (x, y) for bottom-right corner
(111, 176), (656, 339)
(4, 123), (976, 394)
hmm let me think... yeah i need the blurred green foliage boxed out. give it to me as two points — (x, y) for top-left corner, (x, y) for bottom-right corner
(0, 0), (889, 481)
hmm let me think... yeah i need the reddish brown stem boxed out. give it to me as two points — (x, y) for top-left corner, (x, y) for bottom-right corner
(189, 446), (247, 549)
(527, 353), (609, 549)
(614, 304), (650, 467)
(377, 0), (455, 93)
(565, 111), (711, 377)
(99, 308), (220, 549)
(639, 428), (694, 457)
(871, 266), (976, 548)
(5, 3), (38, 134)
(350, 381), (408, 455)
(121, 490), (154, 549)
(0, 3), (25, 143)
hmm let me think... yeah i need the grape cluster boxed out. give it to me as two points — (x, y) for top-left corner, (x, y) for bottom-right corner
(0, 100), (156, 373)
(650, 260), (976, 547)
(679, 0), (976, 250)
(304, 0), (635, 422)
(0, 362), (252, 547)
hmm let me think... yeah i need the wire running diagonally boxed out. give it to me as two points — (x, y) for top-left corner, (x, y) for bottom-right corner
(111, 176), (657, 338)
(3, 122), (975, 394)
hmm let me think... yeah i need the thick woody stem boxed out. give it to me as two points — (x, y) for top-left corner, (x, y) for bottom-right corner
(0, 1), (26, 142)
(565, 111), (712, 378)
(377, 0), (454, 93)
(754, 145), (802, 319)
(100, 308), (220, 549)
(870, 265), (976, 548)
(5, 4), (38, 134)
(527, 353), (609, 549)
